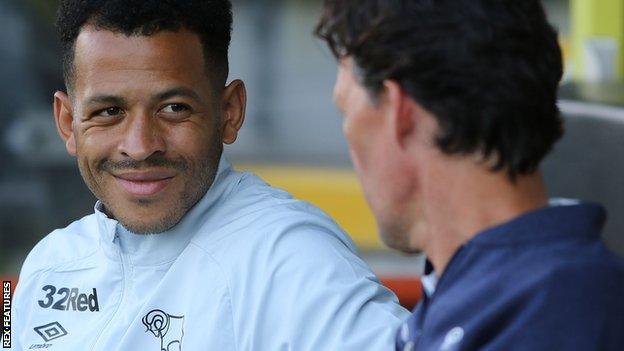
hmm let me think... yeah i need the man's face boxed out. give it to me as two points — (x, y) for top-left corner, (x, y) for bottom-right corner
(333, 58), (383, 187)
(333, 58), (417, 251)
(59, 28), (225, 234)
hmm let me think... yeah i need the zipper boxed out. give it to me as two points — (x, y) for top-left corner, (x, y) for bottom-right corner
(90, 241), (130, 350)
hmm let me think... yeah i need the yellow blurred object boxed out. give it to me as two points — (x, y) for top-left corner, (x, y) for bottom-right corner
(571, 0), (624, 80)
(235, 164), (385, 250)
(560, 36), (571, 63)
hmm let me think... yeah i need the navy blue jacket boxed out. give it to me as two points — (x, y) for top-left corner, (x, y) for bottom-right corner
(397, 203), (624, 351)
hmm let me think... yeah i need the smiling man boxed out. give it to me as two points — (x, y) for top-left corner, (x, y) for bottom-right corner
(63, 27), (226, 236)
(9, 1), (407, 350)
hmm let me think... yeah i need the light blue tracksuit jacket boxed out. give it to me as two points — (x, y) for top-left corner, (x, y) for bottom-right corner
(11, 156), (408, 351)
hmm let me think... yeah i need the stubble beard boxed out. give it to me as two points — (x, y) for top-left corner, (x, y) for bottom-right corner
(379, 217), (417, 253)
(376, 201), (424, 255)
(77, 143), (222, 235)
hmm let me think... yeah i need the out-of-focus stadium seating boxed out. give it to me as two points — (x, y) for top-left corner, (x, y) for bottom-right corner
(543, 84), (624, 257)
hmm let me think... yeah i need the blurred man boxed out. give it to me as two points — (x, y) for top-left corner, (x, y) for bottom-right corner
(316, 0), (624, 350)
(10, 1), (409, 350)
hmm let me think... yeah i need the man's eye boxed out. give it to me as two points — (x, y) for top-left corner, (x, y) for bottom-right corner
(97, 107), (124, 117)
(161, 104), (189, 113)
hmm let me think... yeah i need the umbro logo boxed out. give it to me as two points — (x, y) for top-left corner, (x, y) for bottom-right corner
(34, 321), (68, 342)
(439, 326), (464, 351)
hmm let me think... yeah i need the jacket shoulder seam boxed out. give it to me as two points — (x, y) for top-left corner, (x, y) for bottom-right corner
(187, 242), (241, 351)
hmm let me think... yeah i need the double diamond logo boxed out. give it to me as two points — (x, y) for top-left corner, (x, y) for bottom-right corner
(34, 321), (68, 342)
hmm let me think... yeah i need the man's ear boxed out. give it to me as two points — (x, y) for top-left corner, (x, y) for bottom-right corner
(53, 91), (77, 156)
(220, 79), (247, 145)
(382, 80), (416, 149)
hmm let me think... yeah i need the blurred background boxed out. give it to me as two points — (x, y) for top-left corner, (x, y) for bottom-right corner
(1, 0), (623, 305)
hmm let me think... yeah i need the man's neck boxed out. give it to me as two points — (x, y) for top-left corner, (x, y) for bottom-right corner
(415, 162), (548, 275)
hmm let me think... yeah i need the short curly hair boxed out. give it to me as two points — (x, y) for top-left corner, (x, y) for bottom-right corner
(316, 0), (564, 180)
(56, 0), (232, 90)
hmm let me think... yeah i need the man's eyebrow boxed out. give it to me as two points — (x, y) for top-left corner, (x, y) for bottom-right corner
(153, 87), (203, 103)
(85, 95), (127, 106)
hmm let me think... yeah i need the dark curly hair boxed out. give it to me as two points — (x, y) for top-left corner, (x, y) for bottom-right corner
(316, 0), (564, 179)
(56, 0), (232, 90)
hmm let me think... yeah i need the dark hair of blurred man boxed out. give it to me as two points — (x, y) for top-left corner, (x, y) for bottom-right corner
(9, 1), (409, 350)
(316, 0), (624, 350)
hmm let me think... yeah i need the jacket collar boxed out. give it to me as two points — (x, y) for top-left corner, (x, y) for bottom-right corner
(469, 199), (606, 246)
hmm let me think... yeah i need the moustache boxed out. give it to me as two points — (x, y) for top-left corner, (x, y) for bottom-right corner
(98, 156), (189, 173)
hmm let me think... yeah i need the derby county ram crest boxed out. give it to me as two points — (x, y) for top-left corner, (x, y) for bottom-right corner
(142, 309), (185, 351)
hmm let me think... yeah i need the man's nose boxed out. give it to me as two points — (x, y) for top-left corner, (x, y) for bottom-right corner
(117, 111), (166, 161)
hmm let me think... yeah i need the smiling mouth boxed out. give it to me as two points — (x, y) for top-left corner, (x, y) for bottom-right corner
(112, 171), (176, 197)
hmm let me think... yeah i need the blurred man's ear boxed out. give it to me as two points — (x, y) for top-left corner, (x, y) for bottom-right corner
(383, 80), (416, 149)
(53, 91), (77, 156)
(384, 80), (440, 155)
(221, 79), (247, 144)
